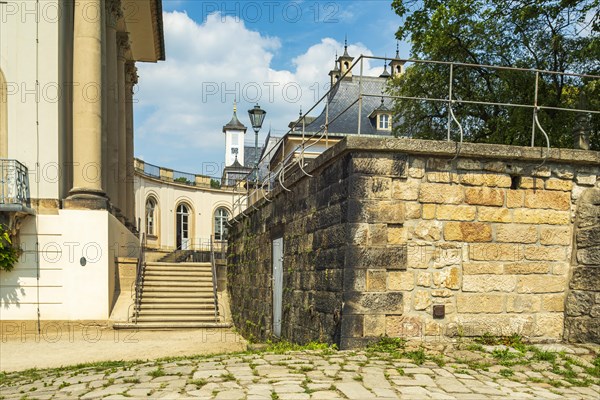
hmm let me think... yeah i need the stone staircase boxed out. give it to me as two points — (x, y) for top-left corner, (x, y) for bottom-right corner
(114, 261), (230, 329)
(158, 250), (194, 263)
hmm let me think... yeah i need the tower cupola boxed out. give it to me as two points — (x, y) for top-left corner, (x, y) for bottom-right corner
(338, 36), (354, 79)
(389, 42), (405, 77)
(328, 53), (341, 87)
(223, 101), (247, 167)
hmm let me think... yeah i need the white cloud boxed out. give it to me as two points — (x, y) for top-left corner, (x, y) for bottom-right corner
(134, 11), (382, 171)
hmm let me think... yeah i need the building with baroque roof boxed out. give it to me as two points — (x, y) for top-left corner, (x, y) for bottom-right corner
(266, 42), (406, 173)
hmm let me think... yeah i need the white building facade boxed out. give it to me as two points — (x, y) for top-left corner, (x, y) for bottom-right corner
(134, 159), (243, 252)
(0, 0), (165, 321)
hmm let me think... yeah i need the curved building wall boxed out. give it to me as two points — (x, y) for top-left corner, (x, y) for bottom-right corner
(134, 167), (243, 251)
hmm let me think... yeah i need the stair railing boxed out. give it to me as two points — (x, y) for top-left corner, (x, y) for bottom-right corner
(133, 232), (147, 324)
(209, 235), (219, 322)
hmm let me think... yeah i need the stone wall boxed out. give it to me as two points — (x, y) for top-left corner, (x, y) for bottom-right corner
(227, 137), (600, 348)
(565, 188), (600, 342)
(228, 151), (352, 344)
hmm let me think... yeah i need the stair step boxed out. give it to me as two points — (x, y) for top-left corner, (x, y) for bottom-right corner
(142, 286), (214, 292)
(145, 265), (213, 271)
(144, 275), (213, 282)
(137, 309), (216, 316)
(140, 297), (215, 304)
(141, 292), (214, 298)
(136, 315), (220, 322)
(113, 322), (232, 330)
(144, 279), (213, 288)
(145, 262), (212, 267)
(138, 303), (216, 310)
(144, 270), (213, 277)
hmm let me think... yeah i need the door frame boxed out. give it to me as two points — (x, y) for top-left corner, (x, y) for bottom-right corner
(176, 203), (191, 250)
(272, 237), (284, 337)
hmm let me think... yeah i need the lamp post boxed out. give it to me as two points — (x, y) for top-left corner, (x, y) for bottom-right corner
(248, 104), (267, 170)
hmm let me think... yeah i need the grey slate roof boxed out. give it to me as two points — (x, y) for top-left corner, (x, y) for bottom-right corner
(244, 146), (261, 168)
(222, 111), (247, 132)
(303, 76), (394, 135)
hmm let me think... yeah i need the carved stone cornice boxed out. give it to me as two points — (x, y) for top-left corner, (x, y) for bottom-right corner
(105, 0), (123, 29)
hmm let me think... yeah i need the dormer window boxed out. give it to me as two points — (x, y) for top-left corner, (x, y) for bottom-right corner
(368, 98), (393, 132)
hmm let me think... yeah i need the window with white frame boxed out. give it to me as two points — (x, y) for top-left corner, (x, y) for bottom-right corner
(145, 197), (157, 236)
(214, 208), (230, 241)
(379, 114), (390, 130)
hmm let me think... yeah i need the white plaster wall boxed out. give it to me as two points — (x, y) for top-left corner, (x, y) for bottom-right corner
(225, 129), (246, 167)
(0, 210), (138, 320)
(134, 174), (239, 250)
(0, 0), (67, 200)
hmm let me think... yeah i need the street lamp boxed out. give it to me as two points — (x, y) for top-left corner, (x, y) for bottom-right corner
(248, 104), (266, 169)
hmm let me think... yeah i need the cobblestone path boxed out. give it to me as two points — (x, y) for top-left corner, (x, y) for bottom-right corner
(1, 342), (599, 399)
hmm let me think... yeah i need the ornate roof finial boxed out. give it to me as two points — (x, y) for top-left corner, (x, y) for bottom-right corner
(379, 56), (391, 78)
(395, 41), (400, 59)
(233, 99), (237, 113)
(342, 35), (350, 57)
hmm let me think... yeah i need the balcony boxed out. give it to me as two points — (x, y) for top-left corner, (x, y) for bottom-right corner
(0, 159), (33, 215)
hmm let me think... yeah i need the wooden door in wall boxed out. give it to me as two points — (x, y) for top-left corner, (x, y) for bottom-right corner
(272, 237), (284, 337)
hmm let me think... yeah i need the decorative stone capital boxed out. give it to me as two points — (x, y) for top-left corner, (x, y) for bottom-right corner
(125, 61), (138, 91)
(105, 0), (123, 28)
(117, 32), (130, 60)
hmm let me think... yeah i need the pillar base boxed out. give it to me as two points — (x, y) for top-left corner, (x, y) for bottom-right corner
(64, 188), (110, 210)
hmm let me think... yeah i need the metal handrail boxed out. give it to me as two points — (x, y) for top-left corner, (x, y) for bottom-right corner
(132, 232), (147, 324)
(0, 159), (31, 207)
(230, 54), (599, 223)
(209, 235), (219, 322)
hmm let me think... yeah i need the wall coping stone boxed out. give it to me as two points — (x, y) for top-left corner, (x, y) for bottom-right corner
(232, 137), (599, 224)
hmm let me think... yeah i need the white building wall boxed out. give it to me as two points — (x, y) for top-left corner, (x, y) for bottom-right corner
(224, 129), (246, 167)
(0, 211), (138, 320)
(134, 174), (239, 250)
(1, 0), (68, 200)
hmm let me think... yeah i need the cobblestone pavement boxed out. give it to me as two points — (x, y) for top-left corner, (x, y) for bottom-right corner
(1, 341), (599, 399)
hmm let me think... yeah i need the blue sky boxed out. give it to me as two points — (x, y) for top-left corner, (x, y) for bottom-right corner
(134, 0), (408, 176)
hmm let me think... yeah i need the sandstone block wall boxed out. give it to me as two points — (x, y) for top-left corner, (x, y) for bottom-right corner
(228, 137), (600, 348)
(565, 188), (600, 343)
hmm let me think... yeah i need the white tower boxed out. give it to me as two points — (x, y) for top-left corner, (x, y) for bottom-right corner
(223, 102), (247, 167)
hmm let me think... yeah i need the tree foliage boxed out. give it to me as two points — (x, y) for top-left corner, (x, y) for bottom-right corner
(0, 225), (19, 272)
(389, 0), (600, 149)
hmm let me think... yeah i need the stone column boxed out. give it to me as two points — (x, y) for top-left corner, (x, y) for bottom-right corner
(105, 0), (121, 210)
(125, 62), (138, 229)
(117, 32), (129, 221)
(66, 0), (107, 208)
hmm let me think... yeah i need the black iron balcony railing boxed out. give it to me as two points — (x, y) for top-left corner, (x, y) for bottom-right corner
(0, 159), (30, 207)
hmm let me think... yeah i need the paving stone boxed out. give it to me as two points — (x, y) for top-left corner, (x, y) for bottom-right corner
(402, 367), (436, 375)
(80, 385), (130, 400)
(215, 389), (246, 399)
(335, 381), (377, 399)
(126, 388), (153, 397)
(310, 391), (342, 399)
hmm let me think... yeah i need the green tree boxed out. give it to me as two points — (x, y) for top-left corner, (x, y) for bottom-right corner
(0, 224), (19, 272)
(389, 0), (600, 149)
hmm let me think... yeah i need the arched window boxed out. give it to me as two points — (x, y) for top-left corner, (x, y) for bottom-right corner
(1, 68), (7, 158)
(176, 203), (191, 250)
(145, 197), (157, 236)
(214, 207), (230, 241)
